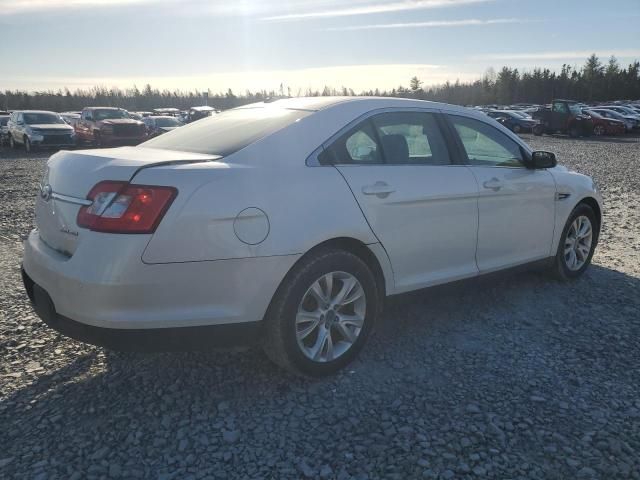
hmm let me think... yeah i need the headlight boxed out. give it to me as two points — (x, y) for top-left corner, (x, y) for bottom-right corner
(608, 121), (618, 126)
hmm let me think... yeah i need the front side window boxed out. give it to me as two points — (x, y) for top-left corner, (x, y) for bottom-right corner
(553, 103), (569, 114)
(449, 115), (523, 167)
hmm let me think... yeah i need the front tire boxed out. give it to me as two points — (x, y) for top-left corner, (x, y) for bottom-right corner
(9, 135), (16, 149)
(552, 203), (598, 280)
(263, 248), (380, 376)
(533, 124), (544, 136)
(24, 136), (33, 153)
(512, 124), (522, 134)
(593, 125), (606, 136)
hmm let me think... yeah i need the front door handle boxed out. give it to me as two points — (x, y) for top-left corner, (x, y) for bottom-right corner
(482, 177), (503, 191)
(362, 181), (395, 198)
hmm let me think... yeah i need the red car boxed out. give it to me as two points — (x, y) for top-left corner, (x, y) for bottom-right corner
(585, 110), (626, 136)
(75, 107), (147, 147)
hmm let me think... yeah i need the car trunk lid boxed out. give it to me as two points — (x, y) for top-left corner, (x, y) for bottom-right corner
(35, 147), (220, 256)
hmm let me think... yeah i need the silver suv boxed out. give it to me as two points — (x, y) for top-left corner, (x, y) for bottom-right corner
(8, 110), (75, 152)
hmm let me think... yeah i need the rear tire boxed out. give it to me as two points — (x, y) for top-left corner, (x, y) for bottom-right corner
(533, 124), (544, 136)
(552, 203), (598, 280)
(263, 248), (380, 376)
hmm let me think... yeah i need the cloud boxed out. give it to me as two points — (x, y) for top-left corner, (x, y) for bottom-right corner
(0, 0), (171, 15)
(2, 64), (481, 93)
(476, 49), (640, 61)
(324, 17), (522, 31)
(261, 0), (494, 22)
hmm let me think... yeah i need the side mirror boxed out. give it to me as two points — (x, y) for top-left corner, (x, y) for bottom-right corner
(527, 151), (557, 169)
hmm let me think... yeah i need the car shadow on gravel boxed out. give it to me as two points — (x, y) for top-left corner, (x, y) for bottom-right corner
(3, 264), (639, 418)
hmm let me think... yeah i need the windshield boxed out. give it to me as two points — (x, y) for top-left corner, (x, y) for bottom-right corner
(142, 107), (312, 156)
(23, 113), (65, 125)
(154, 117), (181, 127)
(93, 109), (130, 121)
(585, 110), (603, 119)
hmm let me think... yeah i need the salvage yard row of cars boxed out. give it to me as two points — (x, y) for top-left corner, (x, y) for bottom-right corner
(475, 99), (640, 137)
(0, 106), (216, 151)
(1, 100), (639, 152)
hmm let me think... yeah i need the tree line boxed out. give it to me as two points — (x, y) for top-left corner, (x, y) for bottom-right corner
(1, 54), (638, 112)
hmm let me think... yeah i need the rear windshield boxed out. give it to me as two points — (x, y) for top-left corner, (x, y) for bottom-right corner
(141, 107), (312, 156)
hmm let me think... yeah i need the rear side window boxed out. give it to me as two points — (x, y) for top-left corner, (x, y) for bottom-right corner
(142, 107), (312, 156)
(320, 111), (450, 166)
(448, 115), (523, 167)
(371, 111), (450, 165)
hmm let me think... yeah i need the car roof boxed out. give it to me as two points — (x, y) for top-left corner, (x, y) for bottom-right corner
(85, 106), (124, 110)
(236, 96), (471, 115)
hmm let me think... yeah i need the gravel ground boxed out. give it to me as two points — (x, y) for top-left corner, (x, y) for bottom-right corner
(1, 134), (639, 480)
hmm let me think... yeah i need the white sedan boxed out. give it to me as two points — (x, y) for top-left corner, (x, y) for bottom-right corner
(22, 97), (602, 376)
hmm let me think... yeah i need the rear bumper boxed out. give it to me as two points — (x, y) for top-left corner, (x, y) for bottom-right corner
(22, 268), (261, 351)
(22, 228), (299, 337)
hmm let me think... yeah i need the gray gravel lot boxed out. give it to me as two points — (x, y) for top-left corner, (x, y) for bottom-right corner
(1, 134), (639, 480)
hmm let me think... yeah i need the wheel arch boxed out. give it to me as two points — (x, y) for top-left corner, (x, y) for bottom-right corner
(302, 237), (390, 299)
(577, 196), (602, 235)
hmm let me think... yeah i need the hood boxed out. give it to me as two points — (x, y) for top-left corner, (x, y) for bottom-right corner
(29, 124), (74, 131)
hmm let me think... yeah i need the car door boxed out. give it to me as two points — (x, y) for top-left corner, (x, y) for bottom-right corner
(446, 114), (556, 272)
(550, 102), (568, 130)
(322, 110), (480, 292)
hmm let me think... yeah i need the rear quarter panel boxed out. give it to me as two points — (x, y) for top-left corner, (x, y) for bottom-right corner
(135, 156), (379, 264)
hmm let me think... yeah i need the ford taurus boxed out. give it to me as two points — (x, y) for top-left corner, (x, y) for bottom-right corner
(22, 97), (602, 376)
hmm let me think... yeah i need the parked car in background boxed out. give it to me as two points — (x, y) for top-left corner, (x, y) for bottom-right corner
(597, 105), (640, 127)
(486, 110), (538, 133)
(153, 108), (181, 117)
(75, 107), (147, 147)
(184, 105), (216, 123)
(22, 97), (602, 376)
(587, 108), (636, 132)
(60, 112), (81, 128)
(143, 115), (184, 138)
(7, 110), (75, 152)
(0, 115), (9, 146)
(532, 100), (593, 137)
(583, 110), (626, 136)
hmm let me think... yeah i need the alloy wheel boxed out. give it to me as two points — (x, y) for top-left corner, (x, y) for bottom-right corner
(594, 125), (605, 136)
(564, 215), (593, 271)
(295, 271), (366, 363)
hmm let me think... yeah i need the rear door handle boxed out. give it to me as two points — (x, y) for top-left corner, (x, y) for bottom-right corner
(482, 178), (503, 191)
(362, 181), (395, 198)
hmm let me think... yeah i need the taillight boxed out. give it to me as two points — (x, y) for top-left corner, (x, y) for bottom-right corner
(77, 181), (177, 234)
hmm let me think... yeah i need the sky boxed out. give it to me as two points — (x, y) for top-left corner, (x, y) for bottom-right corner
(0, 0), (639, 93)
